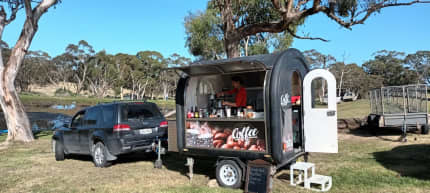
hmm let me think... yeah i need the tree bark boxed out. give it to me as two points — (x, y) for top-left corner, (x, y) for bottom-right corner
(225, 38), (240, 58)
(244, 36), (249, 56)
(0, 0), (58, 142)
(74, 63), (88, 95)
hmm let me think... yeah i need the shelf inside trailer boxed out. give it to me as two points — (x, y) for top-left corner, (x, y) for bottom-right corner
(186, 118), (265, 122)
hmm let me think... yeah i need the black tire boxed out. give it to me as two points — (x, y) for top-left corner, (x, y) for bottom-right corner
(92, 142), (111, 168)
(216, 160), (242, 189)
(54, 140), (65, 161)
(422, 124), (429, 135)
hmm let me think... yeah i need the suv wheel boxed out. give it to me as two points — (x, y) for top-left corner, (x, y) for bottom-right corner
(92, 142), (111, 167)
(216, 160), (242, 189)
(54, 140), (65, 161)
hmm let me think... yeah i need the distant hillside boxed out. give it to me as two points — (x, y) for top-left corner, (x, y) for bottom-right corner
(28, 82), (133, 97)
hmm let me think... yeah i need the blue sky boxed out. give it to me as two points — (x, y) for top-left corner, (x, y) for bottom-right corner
(2, 0), (429, 65)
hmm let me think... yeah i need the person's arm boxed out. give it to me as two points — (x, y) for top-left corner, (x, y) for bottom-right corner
(222, 101), (237, 107)
(217, 88), (236, 97)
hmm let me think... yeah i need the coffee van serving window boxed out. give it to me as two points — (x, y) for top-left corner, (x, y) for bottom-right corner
(184, 71), (267, 152)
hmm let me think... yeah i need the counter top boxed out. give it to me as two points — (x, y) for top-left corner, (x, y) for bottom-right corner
(186, 117), (265, 122)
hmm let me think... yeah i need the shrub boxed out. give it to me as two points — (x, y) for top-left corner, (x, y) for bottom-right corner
(54, 88), (74, 97)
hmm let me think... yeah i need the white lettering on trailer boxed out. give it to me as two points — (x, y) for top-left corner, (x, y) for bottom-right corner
(232, 126), (259, 141)
(281, 93), (290, 107)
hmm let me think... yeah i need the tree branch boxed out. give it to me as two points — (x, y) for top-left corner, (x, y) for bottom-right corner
(272, 0), (286, 13)
(33, 0), (57, 21)
(5, 1), (21, 25)
(24, 0), (33, 21)
(286, 27), (328, 42)
(237, 21), (286, 39)
(323, 0), (430, 29)
(296, 0), (311, 10)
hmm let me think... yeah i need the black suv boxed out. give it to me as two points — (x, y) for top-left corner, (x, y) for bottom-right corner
(52, 101), (168, 167)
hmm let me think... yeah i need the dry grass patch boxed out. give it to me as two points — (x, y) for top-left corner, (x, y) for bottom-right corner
(1, 131), (429, 193)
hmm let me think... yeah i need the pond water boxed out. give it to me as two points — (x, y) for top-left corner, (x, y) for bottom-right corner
(0, 112), (71, 134)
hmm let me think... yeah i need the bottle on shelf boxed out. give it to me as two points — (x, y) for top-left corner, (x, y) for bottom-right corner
(187, 108), (192, 119)
(194, 106), (199, 118)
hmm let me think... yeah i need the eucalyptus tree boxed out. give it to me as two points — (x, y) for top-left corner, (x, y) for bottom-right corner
(52, 53), (74, 91)
(185, 0), (298, 59)
(87, 51), (117, 98)
(185, 10), (224, 60)
(187, 0), (430, 59)
(304, 49), (336, 97)
(363, 50), (419, 86)
(136, 51), (165, 99)
(0, 0), (59, 142)
(16, 50), (53, 91)
(405, 51), (430, 84)
(113, 53), (134, 99)
(65, 40), (95, 95)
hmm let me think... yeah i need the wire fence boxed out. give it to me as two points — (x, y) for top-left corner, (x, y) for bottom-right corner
(369, 84), (427, 115)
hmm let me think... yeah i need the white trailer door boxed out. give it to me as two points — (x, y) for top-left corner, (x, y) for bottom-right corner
(303, 69), (338, 153)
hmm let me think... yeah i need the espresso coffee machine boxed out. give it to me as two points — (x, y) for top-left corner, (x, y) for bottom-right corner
(208, 94), (218, 115)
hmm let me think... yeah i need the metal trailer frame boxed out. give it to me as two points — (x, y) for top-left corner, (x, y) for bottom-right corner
(368, 84), (429, 135)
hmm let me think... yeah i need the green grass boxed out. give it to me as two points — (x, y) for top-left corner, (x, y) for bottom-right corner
(1, 98), (430, 192)
(0, 134), (6, 143)
(337, 99), (370, 119)
(0, 130), (429, 193)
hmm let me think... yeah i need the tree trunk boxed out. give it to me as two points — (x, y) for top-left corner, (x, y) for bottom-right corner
(339, 70), (344, 97)
(0, 0), (58, 142)
(162, 80), (168, 101)
(244, 36), (249, 56)
(221, 0), (240, 59)
(225, 38), (240, 58)
(120, 86), (123, 100)
(0, 72), (33, 142)
(142, 79), (149, 98)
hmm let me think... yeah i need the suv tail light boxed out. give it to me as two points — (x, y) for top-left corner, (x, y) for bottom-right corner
(113, 124), (131, 131)
(159, 121), (168, 128)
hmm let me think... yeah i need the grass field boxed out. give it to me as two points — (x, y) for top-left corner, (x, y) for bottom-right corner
(1, 99), (430, 192)
(337, 100), (370, 119)
(0, 129), (429, 193)
(20, 93), (370, 119)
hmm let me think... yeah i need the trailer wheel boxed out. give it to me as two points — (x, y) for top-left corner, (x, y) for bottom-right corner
(216, 160), (242, 189)
(422, 124), (429, 135)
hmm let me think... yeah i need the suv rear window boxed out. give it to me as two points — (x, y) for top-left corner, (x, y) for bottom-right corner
(120, 103), (162, 122)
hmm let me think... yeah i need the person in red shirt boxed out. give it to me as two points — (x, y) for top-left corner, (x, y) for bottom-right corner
(217, 76), (247, 107)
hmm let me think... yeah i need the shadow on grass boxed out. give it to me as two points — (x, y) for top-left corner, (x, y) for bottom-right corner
(373, 144), (430, 180)
(115, 152), (218, 179)
(162, 152), (217, 179)
(348, 125), (420, 142)
(33, 131), (53, 139)
(63, 151), (217, 179)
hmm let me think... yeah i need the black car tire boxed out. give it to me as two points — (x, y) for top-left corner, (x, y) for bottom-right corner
(216, 160), (242, 189)
(92, 142), (111, 168)
(54, 140), (65, 161)
(422, 124), (429, 135)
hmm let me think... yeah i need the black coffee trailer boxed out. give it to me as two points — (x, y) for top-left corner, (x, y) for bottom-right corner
(172, 49), (338, 189)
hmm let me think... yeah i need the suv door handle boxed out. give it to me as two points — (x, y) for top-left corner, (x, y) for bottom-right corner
(327, 110), (336, 117)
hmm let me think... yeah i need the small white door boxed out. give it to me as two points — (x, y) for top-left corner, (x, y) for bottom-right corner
(303, 69), (338, 153)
